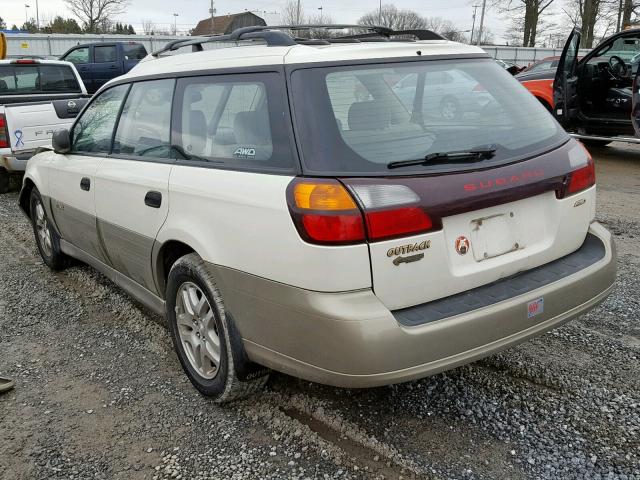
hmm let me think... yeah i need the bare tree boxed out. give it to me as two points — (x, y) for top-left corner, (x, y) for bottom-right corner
(425, 17), (467, 42)
(281, 0), (305, 25)
(64, 0), (130, 33)
(359, 4), (428, 30)
(142, 19), (156, 35)
(494, 0), (556, 46)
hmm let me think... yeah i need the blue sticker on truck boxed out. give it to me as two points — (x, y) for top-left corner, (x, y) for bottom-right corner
(14, 130), (24, 147)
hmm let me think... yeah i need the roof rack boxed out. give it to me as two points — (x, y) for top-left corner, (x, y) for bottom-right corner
(151, 25), (446, 57)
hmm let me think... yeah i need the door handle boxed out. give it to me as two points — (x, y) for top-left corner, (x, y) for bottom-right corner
(80, 177), (90, 191)
(144, 191), (162, 208)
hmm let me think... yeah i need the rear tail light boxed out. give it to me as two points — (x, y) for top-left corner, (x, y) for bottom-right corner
(287, 179), (434, 245)
(557, 143), (595, 198)
(348, 184), (433, 241)
(0, 114), (8, 149)
(287, 180), (365, 245)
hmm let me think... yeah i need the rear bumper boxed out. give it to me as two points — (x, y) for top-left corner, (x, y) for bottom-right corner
(0, 149), (33, 173)
(210, 222), (616, 388)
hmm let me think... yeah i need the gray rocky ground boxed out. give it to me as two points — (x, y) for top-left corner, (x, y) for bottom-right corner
(0, 143), (638, 479)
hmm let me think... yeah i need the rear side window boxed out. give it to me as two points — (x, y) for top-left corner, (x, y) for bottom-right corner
(173, 72), (295, 171)
(95, 45), (117, 63)
(123, 44), (147, 60)
(291, 58), (566, 175)
(112, 79), (174, 158)
(0, 65), (81, 94)
(72, 84), (129, 153)
(64, 47), (89, 64)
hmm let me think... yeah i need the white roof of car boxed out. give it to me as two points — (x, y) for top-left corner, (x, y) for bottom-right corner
(124, 40), (486, 80)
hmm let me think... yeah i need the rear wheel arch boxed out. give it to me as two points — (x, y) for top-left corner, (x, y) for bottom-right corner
(19, 177), (36, 218)
(154, 240), (196, 298)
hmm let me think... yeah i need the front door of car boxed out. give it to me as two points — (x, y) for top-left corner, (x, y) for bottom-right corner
(632, 68), (640, 136)
(553, 28), (581, 129)
(94, 79), (175, 295)
(48, 84), (129, 262)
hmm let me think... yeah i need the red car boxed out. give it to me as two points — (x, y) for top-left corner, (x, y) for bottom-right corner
(515, 67), (555, 112)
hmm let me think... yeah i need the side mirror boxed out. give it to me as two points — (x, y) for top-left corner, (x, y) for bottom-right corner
(52, 129), (71, 154)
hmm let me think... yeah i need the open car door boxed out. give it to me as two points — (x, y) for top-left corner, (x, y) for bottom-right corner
(632, 68), (640, 136)
(553, 28), (581, 129)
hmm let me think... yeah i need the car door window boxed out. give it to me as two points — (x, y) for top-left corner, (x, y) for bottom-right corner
(173, 73), (295, 171)
(122, 44), (147, 60)
(95, 45), (117, 63)
(72, 84), (129, 154)
(112, 79), (174, 158)
(64, 47), (89, 64)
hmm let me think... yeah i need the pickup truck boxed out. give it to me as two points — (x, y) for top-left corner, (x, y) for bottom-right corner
(0, 58), (90, 192)
(59, 42), (147, 94)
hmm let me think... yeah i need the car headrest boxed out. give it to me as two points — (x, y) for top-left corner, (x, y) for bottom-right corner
(186, 89), (203, 104)
(347, 101), (390, 131)
(0, 79), (7, 91)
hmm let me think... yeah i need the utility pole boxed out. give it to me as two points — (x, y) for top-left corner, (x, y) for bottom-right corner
(476, 0), (486, 46)
(24, 4), (30, 25)
(209, 0), (215, 34)
(617, 0), (623, 31)
(35, 0), (39, 31)
(173, 13), (178, 36)
(470, 4), (479, 44)
(296, 0), (301, 25)
(318, 6), (323, 23)
(379, 0), (382, 25)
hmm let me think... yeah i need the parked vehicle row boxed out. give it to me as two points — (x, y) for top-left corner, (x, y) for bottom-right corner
(60, 42), (147, 94)
(18, 25), (616, 402)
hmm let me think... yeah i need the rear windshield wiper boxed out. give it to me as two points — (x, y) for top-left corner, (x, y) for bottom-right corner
(387, 147), (497, 169)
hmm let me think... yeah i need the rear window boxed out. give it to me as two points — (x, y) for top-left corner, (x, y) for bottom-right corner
(123, 43), (147, 60)
(290, 58), (567, 175)
(0, 64), (81, 94)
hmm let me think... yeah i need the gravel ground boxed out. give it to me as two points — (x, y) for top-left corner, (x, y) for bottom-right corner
(1, 144), (639, 480)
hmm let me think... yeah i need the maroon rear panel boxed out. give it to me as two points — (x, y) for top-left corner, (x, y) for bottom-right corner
(340, 140), (576, 232)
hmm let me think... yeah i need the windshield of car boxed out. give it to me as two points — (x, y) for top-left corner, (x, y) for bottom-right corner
(290, 58), (566, 175)
(0, 64), (81, 94)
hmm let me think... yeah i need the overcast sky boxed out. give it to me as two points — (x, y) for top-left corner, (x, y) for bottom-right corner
(2, 0), (566, 43)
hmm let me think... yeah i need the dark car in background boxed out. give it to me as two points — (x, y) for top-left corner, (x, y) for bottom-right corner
(59, 42), (147, 93)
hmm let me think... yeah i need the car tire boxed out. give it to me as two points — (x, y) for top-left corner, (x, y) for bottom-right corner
(440, 97), (461, 120)
(581, 139), (611, 148)
(0, 168), (10, 194)
(30, 188), (70, 271)
(166, 253), (269, 402)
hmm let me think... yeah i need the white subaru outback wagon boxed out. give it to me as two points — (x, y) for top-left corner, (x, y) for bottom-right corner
(19, 26), (617, 402)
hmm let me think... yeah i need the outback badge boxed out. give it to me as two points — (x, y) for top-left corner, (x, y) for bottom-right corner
(387, 240), (430, 266)
(455, 236), (470, 255)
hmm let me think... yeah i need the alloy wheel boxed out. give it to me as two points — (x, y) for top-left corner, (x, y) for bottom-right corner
(175, 282), (221, 379)
(35, 200), (53, 258)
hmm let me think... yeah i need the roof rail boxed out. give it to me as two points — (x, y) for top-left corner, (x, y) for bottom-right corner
(151, 24), (446, 57)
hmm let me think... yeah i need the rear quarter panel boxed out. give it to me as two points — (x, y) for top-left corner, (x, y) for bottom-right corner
(158, 166), (372, 292)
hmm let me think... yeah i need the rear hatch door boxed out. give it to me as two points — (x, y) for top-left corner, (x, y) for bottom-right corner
(340, 141), (595, 311)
